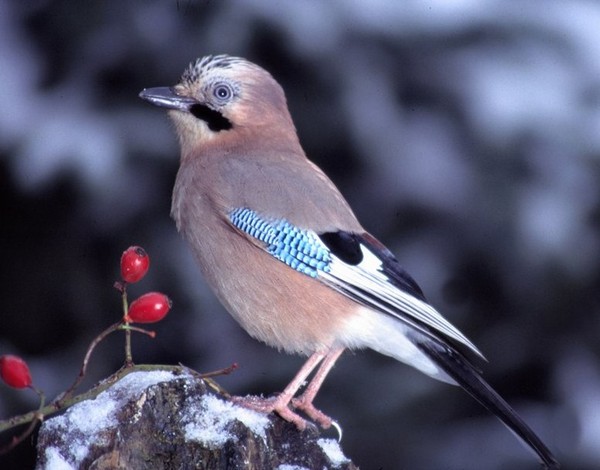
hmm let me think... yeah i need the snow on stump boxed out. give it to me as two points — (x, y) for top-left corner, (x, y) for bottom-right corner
(35, 370), (358, 469)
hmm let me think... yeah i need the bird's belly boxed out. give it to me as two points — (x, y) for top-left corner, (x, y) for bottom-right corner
(187, 223), (358, 355)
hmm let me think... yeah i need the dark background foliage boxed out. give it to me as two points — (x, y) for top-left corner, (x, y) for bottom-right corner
(1, 1), (599, 469)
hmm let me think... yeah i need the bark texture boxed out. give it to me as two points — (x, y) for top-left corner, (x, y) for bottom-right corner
(35, 370), (358, 470)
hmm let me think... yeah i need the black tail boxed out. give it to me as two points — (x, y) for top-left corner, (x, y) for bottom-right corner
(418, 340), (559, 469)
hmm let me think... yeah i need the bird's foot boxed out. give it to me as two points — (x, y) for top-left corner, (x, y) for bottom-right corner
(231, 395), (311, 430)
(291, 394), (333, 429)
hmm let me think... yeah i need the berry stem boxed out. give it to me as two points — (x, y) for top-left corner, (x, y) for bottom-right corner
(0, 387), (45, 455)
(121, 286), (134, 367)
(56, 321), (122, 406)
(120, 324), (156, 338)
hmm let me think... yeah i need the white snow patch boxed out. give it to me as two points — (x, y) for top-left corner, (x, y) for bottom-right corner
(40, 370), (177, 467)
(317, 438), (350, 467)
(275, 465), (310, 470)
(43, 448), (76, 470)
(183, 394), (270, 448)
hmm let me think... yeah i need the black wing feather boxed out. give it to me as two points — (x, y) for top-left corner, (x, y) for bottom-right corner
(320, 231), (426, 301)
(417, 340), (559, 469)
(319, 230), (558, 467)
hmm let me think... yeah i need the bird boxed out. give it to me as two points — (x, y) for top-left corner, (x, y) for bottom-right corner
(139, 54), (559, 468)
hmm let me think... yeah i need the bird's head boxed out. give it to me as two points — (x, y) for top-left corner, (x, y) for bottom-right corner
(139, 55), (297, 157)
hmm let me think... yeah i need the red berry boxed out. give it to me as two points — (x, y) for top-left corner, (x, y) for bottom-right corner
(125, 292), (172, 324)
(0, 355), (32, 389)
(120, 246), (150, 283)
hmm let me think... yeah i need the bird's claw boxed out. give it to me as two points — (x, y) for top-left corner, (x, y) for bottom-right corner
(231, 394), (333, 432)
(291, 395), (334, 429)
(231, 395), (311, 430)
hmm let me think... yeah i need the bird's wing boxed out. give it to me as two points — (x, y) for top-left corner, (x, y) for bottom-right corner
(228, 207), (484, 360)
(228, 207), (560, 468)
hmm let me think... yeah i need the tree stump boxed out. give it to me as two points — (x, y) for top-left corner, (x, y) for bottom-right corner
(35, 370), (358, 469)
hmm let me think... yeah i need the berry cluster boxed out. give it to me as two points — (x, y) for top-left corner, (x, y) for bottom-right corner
(1, 245), (172, 455)
(120, 246), (171, 324)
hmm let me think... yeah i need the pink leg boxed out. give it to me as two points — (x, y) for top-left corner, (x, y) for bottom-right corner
(292, 346), (345, 428)
(232, 350), (327, 429)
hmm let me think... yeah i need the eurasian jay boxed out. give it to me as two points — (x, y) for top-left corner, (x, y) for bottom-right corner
(139, 55), (558, 468)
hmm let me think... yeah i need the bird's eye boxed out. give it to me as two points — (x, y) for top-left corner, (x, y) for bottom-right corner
(213, 83), (233, 102)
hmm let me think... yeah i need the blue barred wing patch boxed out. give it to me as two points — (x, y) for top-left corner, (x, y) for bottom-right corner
(229, 208), (331, 277)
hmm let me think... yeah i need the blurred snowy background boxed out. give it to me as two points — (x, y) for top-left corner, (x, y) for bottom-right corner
(1, 1), (599, 468)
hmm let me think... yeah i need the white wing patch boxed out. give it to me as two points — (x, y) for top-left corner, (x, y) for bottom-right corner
(229, 206), (483, 361)
(320, 243), (485, 360)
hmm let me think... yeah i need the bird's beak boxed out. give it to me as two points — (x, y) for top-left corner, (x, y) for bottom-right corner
(139, 87), (198, 111)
